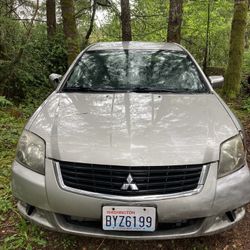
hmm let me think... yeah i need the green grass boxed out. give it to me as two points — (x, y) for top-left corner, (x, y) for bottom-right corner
(0, 107), (78, 249)
(0, 107), (25, 221)
(0, 107), (47, 249)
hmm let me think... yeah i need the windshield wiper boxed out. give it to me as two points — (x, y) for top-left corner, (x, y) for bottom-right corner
(63, 87), (119, 93)
(130, 87), (206, 93)
(130, 87), (183, 93)
(63, 87), (207, 94)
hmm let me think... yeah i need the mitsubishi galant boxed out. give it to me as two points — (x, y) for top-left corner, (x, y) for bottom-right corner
(12, 42), (250, 239)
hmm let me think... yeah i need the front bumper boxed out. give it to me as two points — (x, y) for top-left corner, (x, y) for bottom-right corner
(12, 160), (250, 240)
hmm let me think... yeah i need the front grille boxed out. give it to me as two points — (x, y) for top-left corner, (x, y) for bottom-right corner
(59, 161), (204, 196)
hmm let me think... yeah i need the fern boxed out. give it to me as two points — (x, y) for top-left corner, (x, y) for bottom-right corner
(0, 96), (13, 107)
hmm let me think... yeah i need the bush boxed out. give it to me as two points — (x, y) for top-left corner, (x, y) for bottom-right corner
(0, 20), (67, 103)
(242, 97), (250, 112)
(0, 96), (13, 107)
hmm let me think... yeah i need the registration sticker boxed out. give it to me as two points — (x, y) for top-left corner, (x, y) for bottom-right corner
(102, 206), (156, 232)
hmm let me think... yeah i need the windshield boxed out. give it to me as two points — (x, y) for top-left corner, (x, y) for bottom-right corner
(62, 50), (208, 93)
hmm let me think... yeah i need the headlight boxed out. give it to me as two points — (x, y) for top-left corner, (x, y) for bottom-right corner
(218, 134), (246, 178)
(16, 130), (45, 174)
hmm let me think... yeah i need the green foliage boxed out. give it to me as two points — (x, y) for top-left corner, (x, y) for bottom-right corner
(242, 50), (250, 75)
(0, 96), (13, 107)
(2, 219), (47, 250)
(0, 16), (23, 62)
(132, 0), (168, 41)
(98, 0), (234, 69)
(243, 97), (250, 112)
(12, 26), (67, 100)
(0, 18), (67, 101)
(98, 0), (168, 41)
(182, 0), (233, 66)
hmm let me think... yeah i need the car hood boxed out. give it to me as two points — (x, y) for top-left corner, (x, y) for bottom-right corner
(28, 92), (238, 166)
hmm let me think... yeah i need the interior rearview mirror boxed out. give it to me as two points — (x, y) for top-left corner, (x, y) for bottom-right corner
(209, 75), (224, 89)
(49, 73), (62, 88)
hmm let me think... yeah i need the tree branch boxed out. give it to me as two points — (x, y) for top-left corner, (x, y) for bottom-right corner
(85, 0), (97, 41)
(11, 18), (46, 22)
(96, 0), (111, 7)
(4, 0), (29, 16)
(75, 5), (91, 18)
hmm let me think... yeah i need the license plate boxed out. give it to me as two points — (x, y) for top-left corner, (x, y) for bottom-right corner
(102, 206), (156, 232)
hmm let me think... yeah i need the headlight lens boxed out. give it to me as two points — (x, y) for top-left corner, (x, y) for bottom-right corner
(16, 130), (45, 174)
(218, 134), (246, 178)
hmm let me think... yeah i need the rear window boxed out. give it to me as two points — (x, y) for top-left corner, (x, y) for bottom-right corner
(63, 50), (208, 93)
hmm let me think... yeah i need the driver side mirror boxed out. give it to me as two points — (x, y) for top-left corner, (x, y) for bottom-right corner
(209, 75), (224, 89)
(49, 73), (62, 88)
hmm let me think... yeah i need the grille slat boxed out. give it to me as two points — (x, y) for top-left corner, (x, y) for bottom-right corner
(61, 170), (201, 182)
(59, 162), (203, 196)
(62, 180), (198, 195)
(62, 175), (200, 187)
(61, 164), (202, 173)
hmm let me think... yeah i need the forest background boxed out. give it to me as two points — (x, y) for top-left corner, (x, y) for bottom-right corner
(0, 0), (250, 249)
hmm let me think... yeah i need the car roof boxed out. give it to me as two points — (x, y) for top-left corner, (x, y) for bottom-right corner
(87, 41), (183, 52)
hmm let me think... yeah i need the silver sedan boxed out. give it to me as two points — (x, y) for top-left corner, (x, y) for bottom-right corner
(12, 42), (250, 239)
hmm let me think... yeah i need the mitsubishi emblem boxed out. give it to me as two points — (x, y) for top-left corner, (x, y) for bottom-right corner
(121, 173), (138, 191)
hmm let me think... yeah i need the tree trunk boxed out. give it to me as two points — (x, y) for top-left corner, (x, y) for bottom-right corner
(167, 0), (183, 43)
(120, 0), (132, 41)
(222, 0), (248, 99)
(203, 0), (211, 73)
(60, 0), (79, 66)
(46, 0), (56, 39)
